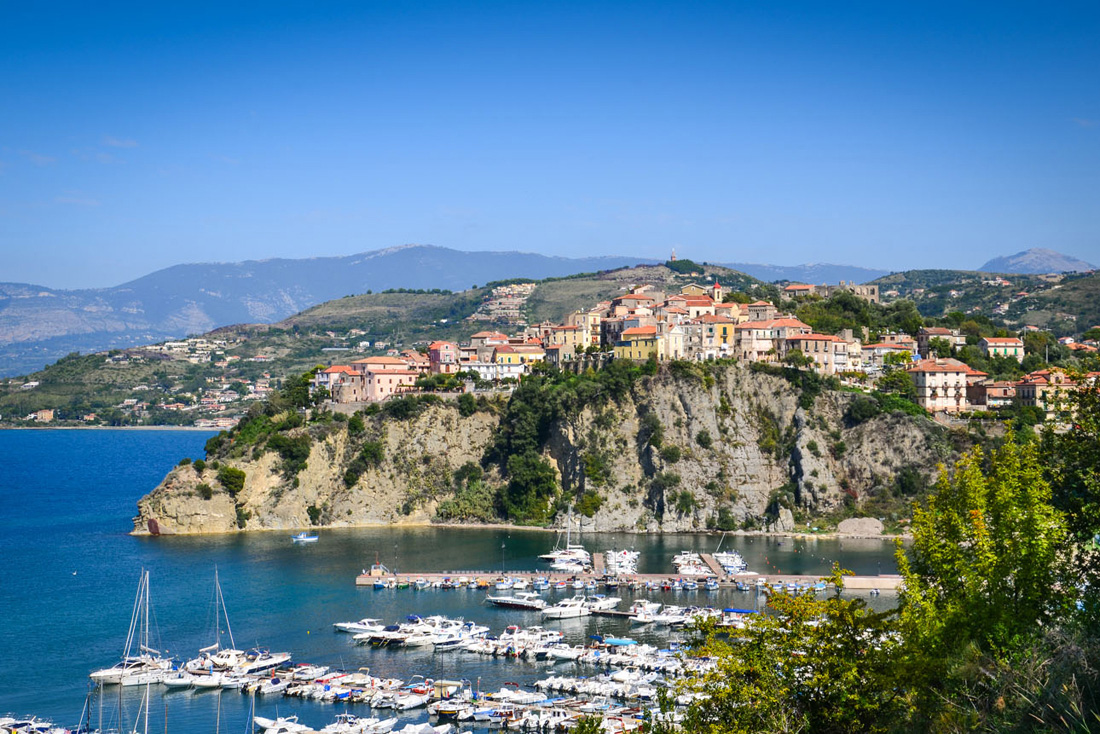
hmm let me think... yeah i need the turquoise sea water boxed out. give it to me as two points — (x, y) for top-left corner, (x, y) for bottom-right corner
(0, 429), (900, 731)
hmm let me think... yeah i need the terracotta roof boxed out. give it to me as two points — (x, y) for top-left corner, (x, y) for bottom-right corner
(749, 300), (773, 306)
(907, 359), (968, 374)
(470, 331), (508, 339)
(352, 356), (408, 365)
(621, 326), (658, 337)
(428, 341), (456, 349)
(981, 337), (1024, 345)
(322, 366), (357, 374)
(784, 283), (814, 291)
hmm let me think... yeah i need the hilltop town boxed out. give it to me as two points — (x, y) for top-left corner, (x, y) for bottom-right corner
(2, 260), (1098, 428)
(314, 268), (1099, 422)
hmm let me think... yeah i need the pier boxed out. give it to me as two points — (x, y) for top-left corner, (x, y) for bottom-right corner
(355, 568), (903, 590)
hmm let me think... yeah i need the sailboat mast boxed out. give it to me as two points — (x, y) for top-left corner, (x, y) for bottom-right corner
(215, 568), (236, 650)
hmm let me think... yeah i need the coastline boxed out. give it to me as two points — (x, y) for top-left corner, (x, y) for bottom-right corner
(134, 518), (909, 541)
(0, 424), (217, 431)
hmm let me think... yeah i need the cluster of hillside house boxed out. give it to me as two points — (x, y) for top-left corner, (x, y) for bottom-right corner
(312, 281), (872, 405)
(311, 281), (1098, 417)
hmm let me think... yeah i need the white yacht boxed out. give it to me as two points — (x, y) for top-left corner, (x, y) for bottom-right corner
(89, 569), (174, 687)
(485, 590), (547, 611)
(333, 617), (384, 634)
(541, 595), (591, 619)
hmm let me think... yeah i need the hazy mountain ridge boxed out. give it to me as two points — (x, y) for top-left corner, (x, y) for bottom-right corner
(979, 248), (1095, 274)
(0, 246), (651, 376)
(718, 262), (891, 284)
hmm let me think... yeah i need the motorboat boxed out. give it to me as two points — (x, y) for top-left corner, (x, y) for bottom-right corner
(334, 618), (385, 634)
(485, 590), (547, 611)
(161, 670), (195, 689)
(542, 595), (591, 619)
(291, 532), (319, 543)
(584, 594), (622, 611)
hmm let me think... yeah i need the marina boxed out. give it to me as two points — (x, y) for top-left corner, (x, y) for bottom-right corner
(354, 551), (904, 591)
(0, 430), (904, 733)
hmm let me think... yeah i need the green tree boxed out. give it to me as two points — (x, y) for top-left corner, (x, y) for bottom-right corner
(927, 336), (953, 358)
(675, 566), (902, 734)
(217, 465), (246, 496)
(895, 436), (1073, 722)
(877, 369), (916, 400)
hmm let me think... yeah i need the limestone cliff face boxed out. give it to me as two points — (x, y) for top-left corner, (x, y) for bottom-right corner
(135, 407), (499, 534)
(133, 364), (955, 535)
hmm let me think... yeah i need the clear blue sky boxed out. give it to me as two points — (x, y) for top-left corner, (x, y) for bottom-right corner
(2, 1), (1098, 288)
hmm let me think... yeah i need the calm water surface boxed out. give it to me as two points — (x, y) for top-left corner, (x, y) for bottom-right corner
(0, 429), (900, 731)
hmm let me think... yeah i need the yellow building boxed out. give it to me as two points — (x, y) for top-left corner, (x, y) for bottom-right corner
(614, 326), (659, 361)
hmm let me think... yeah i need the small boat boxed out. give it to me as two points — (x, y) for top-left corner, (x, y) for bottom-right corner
(485, 591), (547, 611)
(161, 670), (195, 689)
(292, 532), (319, 543)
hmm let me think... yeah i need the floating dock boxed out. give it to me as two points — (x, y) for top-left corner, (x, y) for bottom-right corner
(355, 568), (902, 590)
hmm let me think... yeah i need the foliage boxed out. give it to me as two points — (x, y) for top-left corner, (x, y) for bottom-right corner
(484, 361), (652, 523)
(217, 465), (246, 496)
(266, 432), (311, 477)
(306, 504), (322, 525)
(872, 391), (926, 418)
(501, 452), (559, 524)
(639, 412), (664, 449)
(695, 429), (713, 449)
(575, 490), (603, 518)
(196, 483), (213, 500)
(659, 444), (681, 463)
(346, 413), (365, 436)
(582, 452), (613, 487)
(895, 436), (1073, 720)
(877, 369), (917, 400)
(457, 392), (477, 417)
(380, 394), (442, 420)
(436, 462), (497, 522)
(193, 459), (206, 474)
(235, 507), (250, 529)
(343, 441), (385, 487)
(664, 258), (704, 274)
(673, 490), (696, 515)
(177, 457), (192, 466)
(200, 429), (225, 454)
(845, 396), (882, 424)
(676, 566), (902, 734)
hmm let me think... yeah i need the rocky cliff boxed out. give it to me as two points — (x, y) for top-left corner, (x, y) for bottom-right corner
(134, 363), (958, 535)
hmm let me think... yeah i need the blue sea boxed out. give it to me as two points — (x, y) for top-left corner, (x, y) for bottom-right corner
(0, 429), (899, 731)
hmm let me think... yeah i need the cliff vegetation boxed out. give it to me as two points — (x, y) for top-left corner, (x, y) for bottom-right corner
(134, 359), (965, 535)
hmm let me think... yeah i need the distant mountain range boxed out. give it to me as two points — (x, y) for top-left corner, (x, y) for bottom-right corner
(0, 246), (648, 377)
(0, 245), (905, 376)
(979, 248), (1095, 274)
(718, 262), (891, 284)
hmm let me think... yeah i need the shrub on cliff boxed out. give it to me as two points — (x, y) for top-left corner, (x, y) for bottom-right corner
(267, 433), (311, 477)
(217, 466), (246, 496)
(343, 441), (385, 487)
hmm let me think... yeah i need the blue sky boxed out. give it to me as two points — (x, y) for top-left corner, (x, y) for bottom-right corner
(1, 1), (1098, 289)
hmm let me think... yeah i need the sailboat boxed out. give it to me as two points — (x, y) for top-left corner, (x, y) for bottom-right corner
(184, 568), (291, 681)
(537, 511), (590, 567)
(89, 570), (173, 687)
